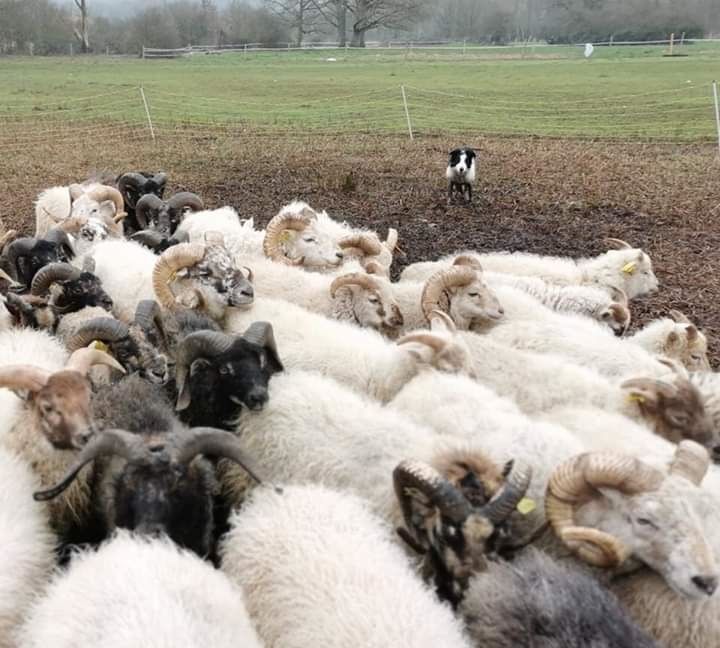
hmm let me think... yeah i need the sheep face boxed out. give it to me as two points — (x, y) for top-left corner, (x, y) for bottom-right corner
(583, 476), (718, 599)
(73, 219), (110, 255)
(665, 324), (710, 372)
(450, 278), (504, 329)
(598, 303), (630, 336)
(11, 240), (69, 288)
(607, 250), (659, 299)
(284, 223), (344, 270)
(180, 339), (283, 429)
(108, 333), (170, 385)
(110, 448), (216, 557)
(623, 377), (717, 456)
(51, 272), (113, 313)
(70, 196), (117, 224)
(28, 372), (94, 449)
(183, 246), (254, 317)
(332, 281), (403, 333)
(142, 203), (182, 239)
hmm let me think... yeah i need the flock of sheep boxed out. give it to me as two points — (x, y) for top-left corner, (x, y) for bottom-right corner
(0, 167), (718, 647)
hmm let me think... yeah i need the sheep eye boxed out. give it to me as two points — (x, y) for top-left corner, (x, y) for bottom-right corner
(468, 292), (478, 297)
(368, 297), (379, 304)
(219, 365), (230, 376)
(636, 517), (658, 529)
(303, 237), (315, 243)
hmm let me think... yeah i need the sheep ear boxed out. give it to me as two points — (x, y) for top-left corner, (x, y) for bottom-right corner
(400, 342), (432, 364)
(189, 358), (212, 376)
(667, 330), (679, 345)
(685, 325), (698, 342)
(621, 379), (660, 408)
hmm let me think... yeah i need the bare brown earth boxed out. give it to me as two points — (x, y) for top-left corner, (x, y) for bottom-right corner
(2, 129), (719, 364)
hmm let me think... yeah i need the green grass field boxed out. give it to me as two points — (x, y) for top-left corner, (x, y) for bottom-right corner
(2, 41), (720, 139)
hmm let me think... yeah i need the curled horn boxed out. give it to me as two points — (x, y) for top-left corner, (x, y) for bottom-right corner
(394, 460), (472, 535)
(30, 263), (81, 296)
(174, 331), (235, 411)
(117, 173), (150, 208)
(86, 185), (126, 222)
(134, 300), (167, 348)
(429, 309), (457, 332)
(385, 228), (399, 253)
(33, 429), (137, 502)
(167, 192), (204, 214)
(330, 272), (380, 298)
(57, 216), (87, 234)
(607, 285), (629, 307)
(177, 427), (265, 485)
(135, 194), (165, 230)
(0, 365), (52, 393)
(64, 347), (126, 376)
(242, 321), (283, 370)
(363, 260), (385, 276)
(152, 243), (206, 309)
(479, 460), (532, 525)
(151, 173), (168, 194)
(545, 453), (664, 567)
(44, 228), (75, 260)
(669, 441), (710, 486)
(262, 208), (314, 265)
(5, 237), (39, 276)
(605, 238), (633, 250)
(420, 266), (477, 321)
(338, 233), (383, 257)
(453, 255), (483, 270)
(0, 229), (18, 251)
(66, 318), (130, 353)
(669, 309), (692, 325)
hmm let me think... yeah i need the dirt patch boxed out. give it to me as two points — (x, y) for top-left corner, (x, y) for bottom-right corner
(2, 129), (719, 364)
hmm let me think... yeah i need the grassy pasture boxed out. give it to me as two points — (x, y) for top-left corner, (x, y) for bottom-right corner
(1, 41), (720, 139)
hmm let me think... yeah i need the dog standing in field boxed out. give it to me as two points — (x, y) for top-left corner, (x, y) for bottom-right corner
(446, 147), (477, 204)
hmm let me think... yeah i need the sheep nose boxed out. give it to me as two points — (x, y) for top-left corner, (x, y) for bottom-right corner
(137, 522), (166, 538)
(692, 575), (718, 596)
(246, 388), (268, 411)
(336, 251), (344, 260)
(712, 446), (720, 463)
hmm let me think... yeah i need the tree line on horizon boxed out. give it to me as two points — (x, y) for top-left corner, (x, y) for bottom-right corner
(0, 0), (718, 55)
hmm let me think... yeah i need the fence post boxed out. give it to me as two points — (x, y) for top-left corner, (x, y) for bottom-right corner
(400, 85), (414, 141)
(142, 45), (145, 59)
(713, 80), (720, 157)
(609, 35), (614, 47)
(669, 32), (674, 55)
(70, 43), (73, 56)
(139, 86), (156, 144)
(244, 43), (247, 56)
(463, 39), (467, 55)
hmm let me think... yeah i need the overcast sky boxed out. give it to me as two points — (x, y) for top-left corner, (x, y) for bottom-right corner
(84, 0), (243, 19)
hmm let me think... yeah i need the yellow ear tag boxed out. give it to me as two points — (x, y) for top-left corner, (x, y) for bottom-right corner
(91, 340), (110, 355)
(627, 393), (645, 404)
(516, 498), (537, 515)
(622, 262), (637, 275)
(278, 230), (293, 243)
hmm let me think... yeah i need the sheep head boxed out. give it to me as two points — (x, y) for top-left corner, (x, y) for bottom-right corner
(621, 375), (716, 456)
(599, 239), (659, 299)
(153, 239), (254, 321)
(31, 262), (113, 314)
(33, 426), (265, 557)
(66, 313), (169, 385)
(546, 442), (718, 599)
(330, 272), (403, 334)
(174, 323), (283, 429)
(4, 229), (74, 289)
(421, 256), (503, 330)
(135, 191), (204, 240)
(69, 185), (126, 228)
(0, 348), (125, 449)
(263, 202), (344, 270)
(398, 310), (477, 377)
(665, 310), (710, 371)
(394, 455), (531, 607)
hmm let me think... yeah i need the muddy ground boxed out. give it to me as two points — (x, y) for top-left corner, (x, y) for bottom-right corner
(2, 130), (719, 364)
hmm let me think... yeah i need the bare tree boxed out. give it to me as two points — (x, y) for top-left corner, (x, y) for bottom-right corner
(263, 0), (322, 46)
(313, 0), (348, 46)
(73, 0), (89, 52)
(345, 0), (429, 47)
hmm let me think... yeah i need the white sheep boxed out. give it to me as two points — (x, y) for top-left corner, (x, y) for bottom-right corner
(246, 255), (403, 333)
(77, 239), (157, 323)
(0, 448), (55, 647)
(16, 532), (262, 648)
(484, 270), (630, 334)
(174, 207), (261, 258)
(220, 484), (473, 648)
(628, 310), (710, 371)
(224, 297), (474, 402)
(34, 183), (125, 238)
(400, 239), (659, 299)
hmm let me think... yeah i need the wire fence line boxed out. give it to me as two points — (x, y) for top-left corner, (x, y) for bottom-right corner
(1, 83), (718, 150)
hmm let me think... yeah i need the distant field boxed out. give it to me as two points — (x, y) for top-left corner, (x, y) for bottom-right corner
(1, 41), (720, 140)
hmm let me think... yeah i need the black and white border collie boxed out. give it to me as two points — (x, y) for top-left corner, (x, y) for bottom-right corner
(446, 148), (477, 203)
